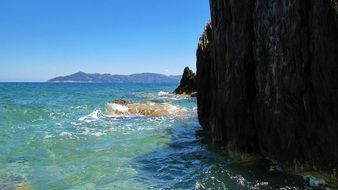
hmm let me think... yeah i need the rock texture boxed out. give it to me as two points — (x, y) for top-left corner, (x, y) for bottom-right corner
(174, 67), (197, 96)
(197, 0), (338, 176)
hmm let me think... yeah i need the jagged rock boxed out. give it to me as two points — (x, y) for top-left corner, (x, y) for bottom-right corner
(197, 0), (338, 178)
(174, 67), (197, 96)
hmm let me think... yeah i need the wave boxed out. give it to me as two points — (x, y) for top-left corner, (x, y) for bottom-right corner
(158, 91), (170, 96)
(78, 110), (101, 122)
(59, 131), (73, 137)
(157, 91), (190, 101)
(80, 127), (105, 137)
(107, 103), (129, 113)
(44, 133), (53, 139)
(135, 91), (191, 102)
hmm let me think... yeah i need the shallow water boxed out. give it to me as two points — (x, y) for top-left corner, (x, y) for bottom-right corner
(0, 83), (307, 189)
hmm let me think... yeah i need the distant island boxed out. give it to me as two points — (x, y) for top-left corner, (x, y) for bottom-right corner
(48, 72), (181, 83)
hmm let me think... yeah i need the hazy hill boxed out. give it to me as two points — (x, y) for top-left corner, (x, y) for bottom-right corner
(48, 72), (181, 83)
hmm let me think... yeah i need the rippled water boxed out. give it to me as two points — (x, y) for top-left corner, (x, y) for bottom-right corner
(0, 83), (307, 189)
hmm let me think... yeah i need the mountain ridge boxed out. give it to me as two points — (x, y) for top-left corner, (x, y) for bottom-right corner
(48, 72), (181, 83)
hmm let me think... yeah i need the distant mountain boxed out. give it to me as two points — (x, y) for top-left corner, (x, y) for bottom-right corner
(48, 72), (182, 83)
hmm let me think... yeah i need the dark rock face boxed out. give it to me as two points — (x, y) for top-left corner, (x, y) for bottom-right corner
(197, 0), (338, 176)
(174, 67), (197, 96)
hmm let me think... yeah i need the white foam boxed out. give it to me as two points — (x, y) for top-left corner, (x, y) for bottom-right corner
(92, 132), (104, 137)
(195, 182), (206, 190)
(44, 134), (53, 139)
(157, 91), (192, 101)
(74, 105), (87, 109)
(105, 103), (131, 117)
(158, 91), (170, 96)
(60, 132), (72, 137)
(79, 127), (105, 137)
(79, 110), (101, 122)
(81, 127), (91, 135)
(71, 122), (81, 126)
(79, 115), (88, 121)
(108, 103), (129, 113)
(89, 110), (100, 119)
(166, 104), (179, 111)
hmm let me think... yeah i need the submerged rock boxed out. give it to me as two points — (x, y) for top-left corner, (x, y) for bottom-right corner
(174, 67), (197, 96)
(0, 173), (32, 190)
(196, 0), (338, 180)
(15, 183), (34, 190)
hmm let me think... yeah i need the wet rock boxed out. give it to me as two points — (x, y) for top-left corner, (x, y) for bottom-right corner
(174, 67), (197, 96)
(128, 104), (170, 117)
(106, 101), (186, 118)
(113, 99), (133, 105)
(196, 0), (338, 178)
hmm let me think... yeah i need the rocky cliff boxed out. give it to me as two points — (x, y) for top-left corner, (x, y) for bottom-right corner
(197, 0), (338, 177)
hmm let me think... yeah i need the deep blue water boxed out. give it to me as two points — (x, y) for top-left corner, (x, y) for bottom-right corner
(0, 83), (306, 189)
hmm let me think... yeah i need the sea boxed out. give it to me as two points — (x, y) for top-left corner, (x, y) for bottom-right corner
(0, 83), (307, 189)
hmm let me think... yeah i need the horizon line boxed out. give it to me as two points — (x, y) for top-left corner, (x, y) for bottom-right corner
(0, 70), (187, 83)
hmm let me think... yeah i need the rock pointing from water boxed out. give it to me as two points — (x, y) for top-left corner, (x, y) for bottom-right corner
(106, 99), (186, 118)
(174, 67), (197, 97)
(197, 0), (338, 178)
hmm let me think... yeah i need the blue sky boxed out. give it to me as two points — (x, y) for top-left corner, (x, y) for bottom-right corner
(0, 0), (210, 82)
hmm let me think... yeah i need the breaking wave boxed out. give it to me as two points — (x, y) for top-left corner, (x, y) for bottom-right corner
(78, 110), (101, 123)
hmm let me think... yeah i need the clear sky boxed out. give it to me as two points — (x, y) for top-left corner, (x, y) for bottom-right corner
(0, 0), (210, 82)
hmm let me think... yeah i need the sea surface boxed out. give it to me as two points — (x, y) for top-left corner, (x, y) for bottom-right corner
(0, 83), (307, 190)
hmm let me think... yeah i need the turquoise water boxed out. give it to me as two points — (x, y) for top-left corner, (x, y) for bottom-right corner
(0, 83), (306, 189)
